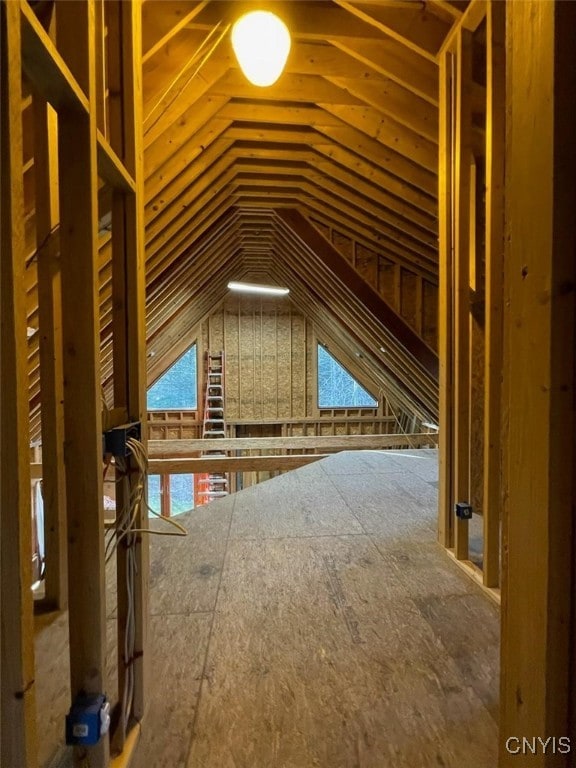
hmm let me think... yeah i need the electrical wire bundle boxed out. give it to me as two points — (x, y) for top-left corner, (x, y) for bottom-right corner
(103, 436), (187, 738)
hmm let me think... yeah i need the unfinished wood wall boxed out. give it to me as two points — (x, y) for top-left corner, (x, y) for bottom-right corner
(201, 295), (388, 423)
(437, 1), (504, 596)
(499, 1), (576, 763)
(309, 216), (438, 350)
(146, 293), (412, 443)
(209, 295), (307, 420)
(3, 3), (148, 766)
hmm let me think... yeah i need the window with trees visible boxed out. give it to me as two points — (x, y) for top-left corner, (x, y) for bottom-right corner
(317, 344), (378, 408)
(147, 344), (197, 410)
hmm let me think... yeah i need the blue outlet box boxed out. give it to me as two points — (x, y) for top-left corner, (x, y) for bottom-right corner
(103, 421), (141, 457)
(455, 502), (473, 520)
(65, 693), (110, 746)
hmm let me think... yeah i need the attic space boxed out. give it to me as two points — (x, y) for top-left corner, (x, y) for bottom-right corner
(2, 2), (576, 768)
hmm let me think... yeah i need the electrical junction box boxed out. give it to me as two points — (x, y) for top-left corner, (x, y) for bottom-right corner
(65, 693), (110, 746)
(103, 421), (141, 457)
(455, 502), (473, 520)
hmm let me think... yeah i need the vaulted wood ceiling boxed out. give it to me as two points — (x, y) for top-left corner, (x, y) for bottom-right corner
(24, 0), (470, 438)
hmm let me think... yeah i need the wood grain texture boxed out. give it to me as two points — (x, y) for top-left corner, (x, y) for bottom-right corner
(149, 434), (437, 455)
(34, 455), (496, 768)
(56, 1), (109, 761)
(500, 1), (576, 761)
(148, 500), (234, 616)
(1, 3), (38, 763)
(34, 612), (118, 768)
(127, 450), (498, 768)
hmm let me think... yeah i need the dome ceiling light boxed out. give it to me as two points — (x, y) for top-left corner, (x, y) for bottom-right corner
(231, 11), (291, 87)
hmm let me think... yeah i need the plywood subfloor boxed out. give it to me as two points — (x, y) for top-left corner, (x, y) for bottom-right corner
(131, 449), (499, 768)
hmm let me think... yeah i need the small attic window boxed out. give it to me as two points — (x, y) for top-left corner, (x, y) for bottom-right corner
(147, 344), (197, 410)
(317, 344), (378, 408)
(98, 210), (112, 237)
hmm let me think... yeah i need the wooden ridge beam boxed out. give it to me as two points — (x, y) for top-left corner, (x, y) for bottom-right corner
(228, 182), (438, 278)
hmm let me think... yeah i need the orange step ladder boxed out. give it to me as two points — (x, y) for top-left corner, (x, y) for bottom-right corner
(195, 351), (228, 505)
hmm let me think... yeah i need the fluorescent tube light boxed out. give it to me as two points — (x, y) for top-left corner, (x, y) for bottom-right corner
(227, 281), (289, 296)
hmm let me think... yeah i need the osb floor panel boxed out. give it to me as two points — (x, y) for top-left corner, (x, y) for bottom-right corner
(37, 449), (500, 768)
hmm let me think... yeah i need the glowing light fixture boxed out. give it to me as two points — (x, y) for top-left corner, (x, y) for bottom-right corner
(228, 281), (289, 296)
(231, 11), (291, 87)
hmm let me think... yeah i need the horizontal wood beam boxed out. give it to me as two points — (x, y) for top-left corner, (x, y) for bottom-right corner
(148, 433), (437, 455)
(438, 0), (487, 57)
(149, 454), (329, 474)
(97, 131), (136, 192)
(33, 441), (437, 487)
(20, 0), (88, 112)
(225, 416), (396, 425)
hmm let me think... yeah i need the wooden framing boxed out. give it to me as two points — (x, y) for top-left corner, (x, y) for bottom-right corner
(33, 94), (68, 611)
(148, 433), (437, 456)
(107, 0), (149, 747)
(150, 454), (330, 475)
(11, 2), (576, 765)
(9, 1), (147, 766)
(1, 3), (38, 764)
(333, 0), (447, 62)
(437, 43), (453, 548)
(452, 27), (472, 562)
(56, 2), (109, 765)
(500, 1), (576, 762)
(482, 2), (505, 589)
(438, 0), (504, 593)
